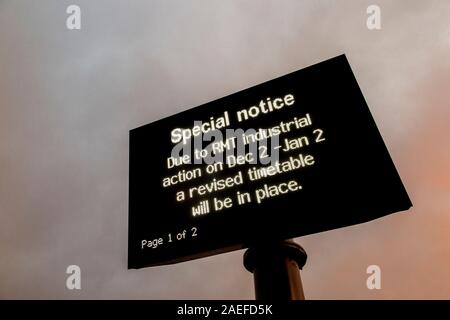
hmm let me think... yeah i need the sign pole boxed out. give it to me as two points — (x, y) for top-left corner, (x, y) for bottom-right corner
(243, 239), (307, 300)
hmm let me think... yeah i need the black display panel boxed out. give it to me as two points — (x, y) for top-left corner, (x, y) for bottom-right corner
(128, 54), (412, 269)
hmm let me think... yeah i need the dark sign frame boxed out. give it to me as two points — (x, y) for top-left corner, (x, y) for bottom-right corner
(128, 55), (412, 269)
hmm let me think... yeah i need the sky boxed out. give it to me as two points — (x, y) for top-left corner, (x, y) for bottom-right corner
(0, 0), (449, 299)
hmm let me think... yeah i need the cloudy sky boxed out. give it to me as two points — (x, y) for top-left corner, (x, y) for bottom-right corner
(1, 0), (449, 299)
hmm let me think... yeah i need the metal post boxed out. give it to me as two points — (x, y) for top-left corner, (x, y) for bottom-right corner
(243, 239), (307, 300)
